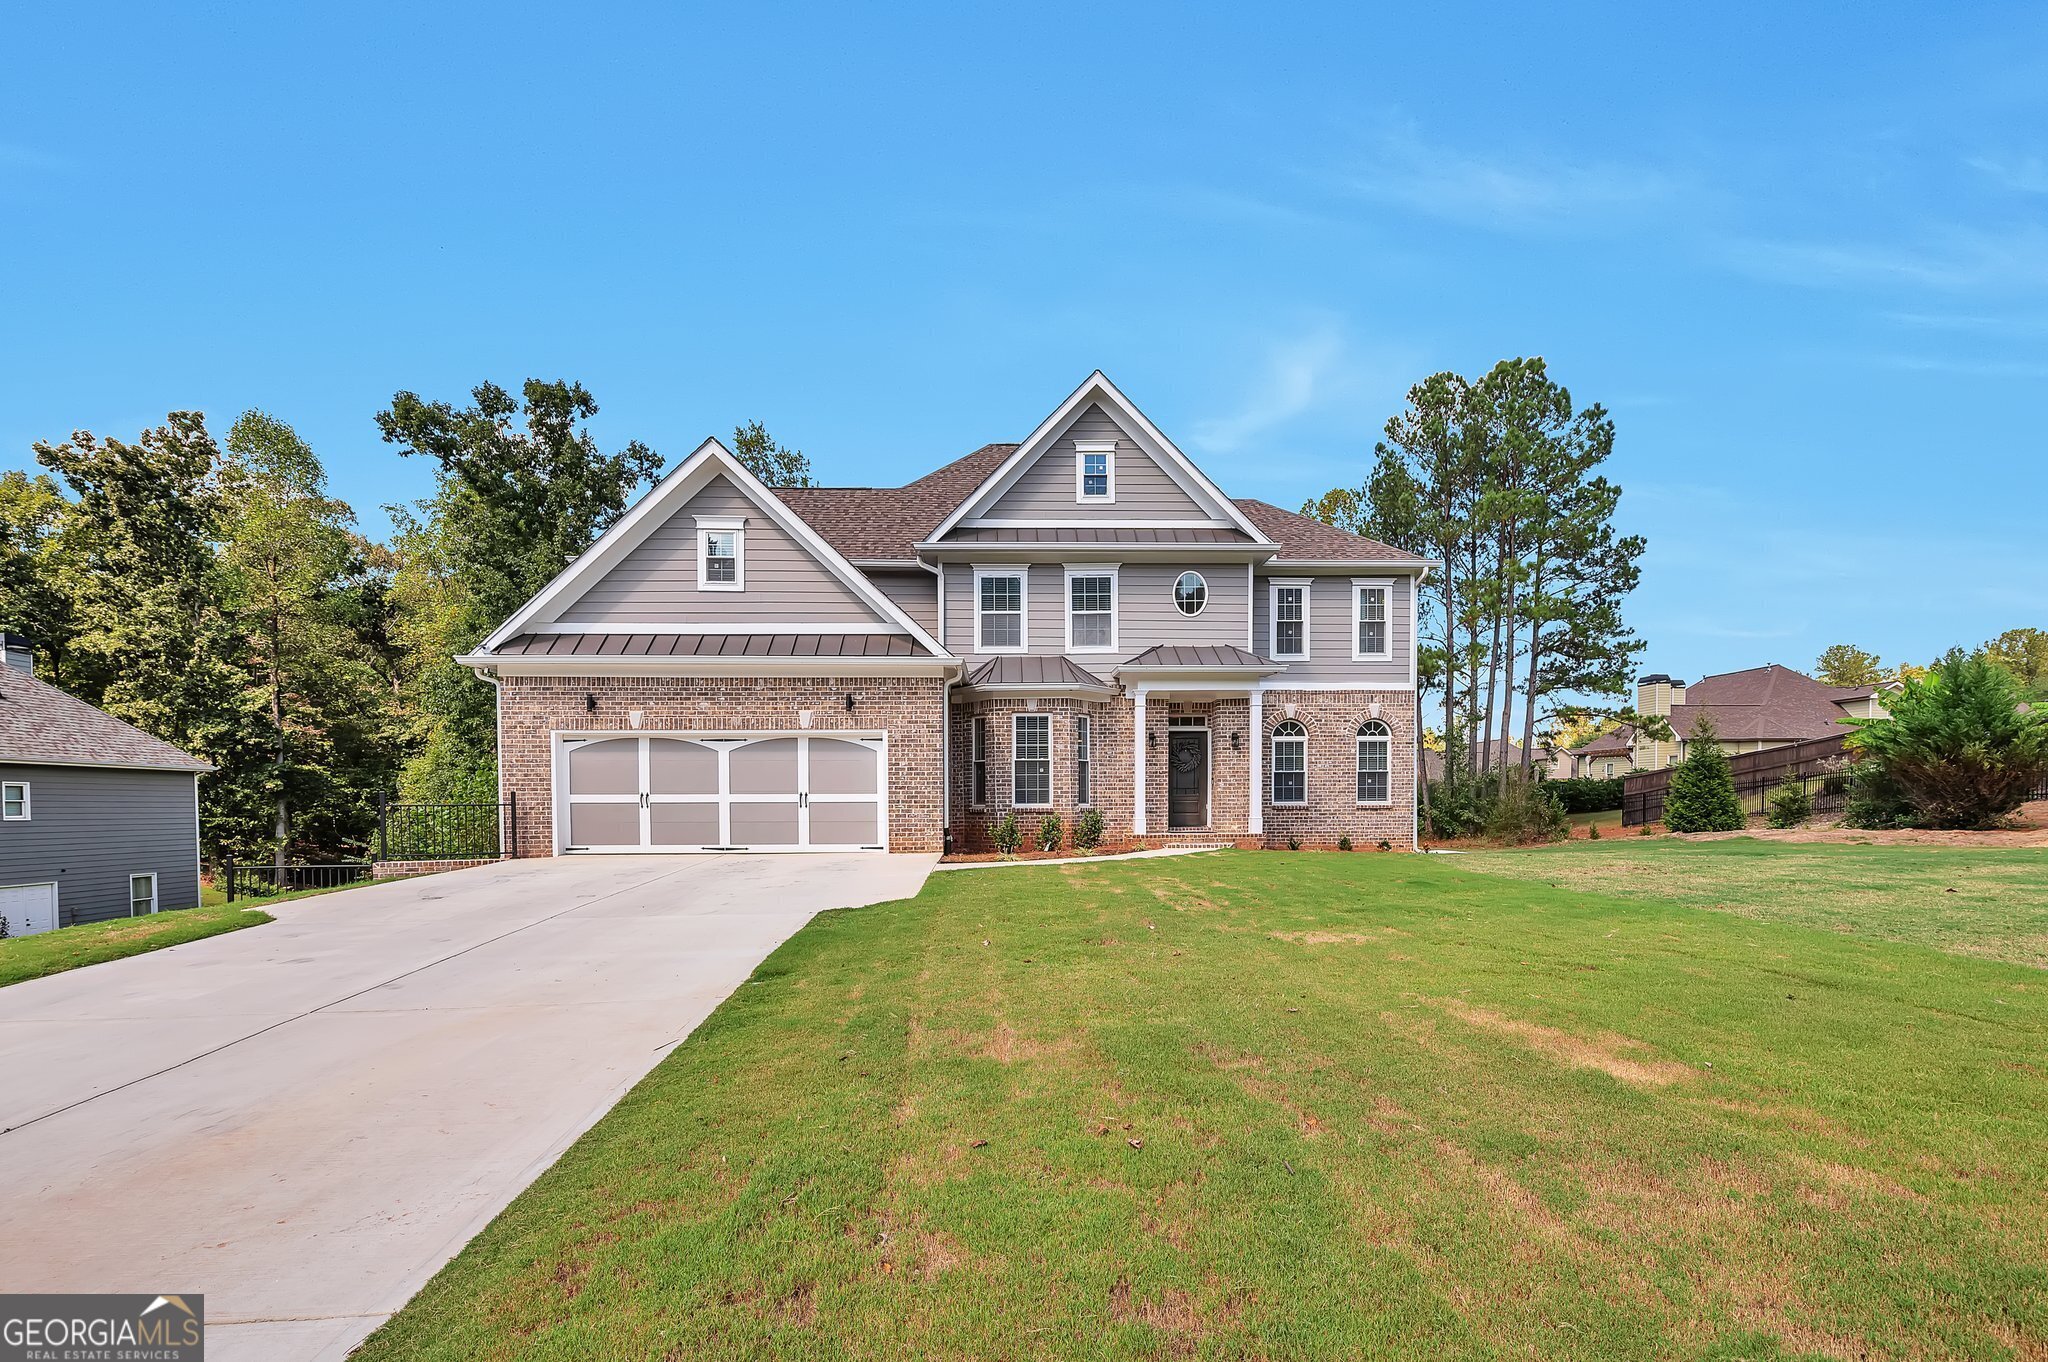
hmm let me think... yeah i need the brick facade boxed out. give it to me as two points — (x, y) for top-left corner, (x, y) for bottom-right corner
(948, 686), (1418, 852)
(496, 674), (948, 855)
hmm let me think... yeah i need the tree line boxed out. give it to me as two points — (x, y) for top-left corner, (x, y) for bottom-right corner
(1302, 357), (1649, 824)
(0, 380), (810, 866)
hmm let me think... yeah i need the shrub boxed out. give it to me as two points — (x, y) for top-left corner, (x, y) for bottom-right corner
(1377, 839), (1392, 851)
(1840, 760), (1915, 830)
(990, 811), (1022, 854)
(1482, 770), (1569, 845)
(1422, 777), (1492, 839)
(1546, 776), (1627, 814)
(1587, 820), (1601, 840)
(1662, 717), (1746, 833)
(1637, 824), (1653, 836)
(1287, 836), (1302, 851)
(1765, 777), (1813, 829)
(1035, 812), (1063, 853)
(1846, 647), (2048, 829)
(1073, 808), (1105, 851)
(1336, 834), (1352, 851)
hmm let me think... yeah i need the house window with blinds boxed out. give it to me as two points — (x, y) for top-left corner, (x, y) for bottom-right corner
(1067, 571), (1115, 650)
(1353, 580), (1390, 659)
(1271, 582), (1308, 658)
(1271, 720), (1307, 804)
(1356, 721), (1392, 803)
(1075, 715), (1092, 806)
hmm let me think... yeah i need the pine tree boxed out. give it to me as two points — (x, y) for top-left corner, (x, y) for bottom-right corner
(1662, 715), (1746, 832)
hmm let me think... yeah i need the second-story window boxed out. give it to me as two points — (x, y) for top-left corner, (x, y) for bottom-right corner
(697, 524), (744, 590)
(1075, 442), (1114, 501)
(1067, 569), (1116, 651)
(1173, 571), (1207, 616)
(1271, 581), (1308, 659)
(1353, 579), (1390, 659)
(976, 570), (1025, 651)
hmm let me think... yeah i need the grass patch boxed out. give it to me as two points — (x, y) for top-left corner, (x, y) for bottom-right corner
(357, 849), (2046, 1360)
(198, 878), (376, 910)
(1460, 838), (2048, 968)
(0, 902), (272, 989)
(1569, 807), (1624, 832)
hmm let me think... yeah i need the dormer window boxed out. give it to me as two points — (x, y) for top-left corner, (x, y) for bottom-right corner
(696, 516), (745, 590)
(1075, 441), (1115, 502)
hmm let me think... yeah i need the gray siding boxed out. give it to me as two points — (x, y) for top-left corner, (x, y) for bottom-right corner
(943, 560), (1251, 666)
(0, 763), (200, 928)
(980, 404), (1212, 522)
(869, 569), (938, 636)
(560, 477), (886, 626)
(1252, 573), (1415, 684)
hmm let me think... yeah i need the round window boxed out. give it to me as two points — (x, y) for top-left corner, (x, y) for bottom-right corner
(1173, 571), (1208, 616)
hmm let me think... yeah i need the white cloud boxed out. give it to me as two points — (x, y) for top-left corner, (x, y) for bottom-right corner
(1968, 152), (2048, 193)
(1185, 321), (1412, 457)
(1324, 121), (1685, 232)
(1722, 224), (2048, 291)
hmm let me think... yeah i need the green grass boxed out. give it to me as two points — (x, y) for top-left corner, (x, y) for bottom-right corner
(198, 877), (376, 910)
(1460, 838), (2048, 969)
(1569, 807), (1624, 833)
(356, 849), (2046, 1361)
(0, 902), (273, 989)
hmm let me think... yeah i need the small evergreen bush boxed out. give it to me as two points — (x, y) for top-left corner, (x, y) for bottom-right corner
(1073, 808), (1105, 851)
(990, 811), (1022, 854)
(1662, 717), (1746, 833)
(1336, 834), (1353, 851)
(1765, 777), (1813, 829)
(1035, 812), (1064, 853)
(1846, 647), (2048, 829)
(1287, 836), (1302, 851)
(1481, 770), (1569, 845)
(1587, 820), (1601, 839)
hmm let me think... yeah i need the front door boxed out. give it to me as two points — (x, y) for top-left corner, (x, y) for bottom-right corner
(1168, 729), (1208, 829)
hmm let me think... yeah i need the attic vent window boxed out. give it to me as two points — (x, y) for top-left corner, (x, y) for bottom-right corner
(695, 517), (745, 591)
(1074, 441), (1115, 502)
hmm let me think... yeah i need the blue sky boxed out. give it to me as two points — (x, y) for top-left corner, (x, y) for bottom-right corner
(5, 3), (2044, 684)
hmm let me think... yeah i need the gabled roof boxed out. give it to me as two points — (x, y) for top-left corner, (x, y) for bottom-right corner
(1669, 664), (1865, 742)
(926, 372), (1276, 545)
(1233, 500), (1425, 564)
(961, 655), (1114, 693)
(469, 438), (951, 660)
(0, 668), (212, 773)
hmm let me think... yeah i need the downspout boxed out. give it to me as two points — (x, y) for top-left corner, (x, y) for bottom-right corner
(1412, 564), (1431, 852)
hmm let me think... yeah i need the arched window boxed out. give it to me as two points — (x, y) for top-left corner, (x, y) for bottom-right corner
(1356, 721), (1392, 804)
(1271, 721), (1307, 805)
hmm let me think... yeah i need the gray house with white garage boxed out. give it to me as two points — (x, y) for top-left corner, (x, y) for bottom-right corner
(0, 635), (210, 937)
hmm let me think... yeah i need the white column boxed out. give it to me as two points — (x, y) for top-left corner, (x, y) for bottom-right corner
(1132, 688), (1148, 836)
(1248, 688), (1263, 835)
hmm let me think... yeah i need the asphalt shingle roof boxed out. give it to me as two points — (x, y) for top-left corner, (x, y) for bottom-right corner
(0, 667), (212, 772)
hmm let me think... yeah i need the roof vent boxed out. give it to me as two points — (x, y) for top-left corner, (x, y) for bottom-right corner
(0, 632), (32, 676)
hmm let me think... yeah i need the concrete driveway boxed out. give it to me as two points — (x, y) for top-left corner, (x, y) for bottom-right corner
(0, 853), (934, 1361)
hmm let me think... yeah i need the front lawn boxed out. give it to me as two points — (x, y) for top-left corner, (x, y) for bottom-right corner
(0, 902), (273, 989)
(1460, 838), (2048, 968)
(357, 849), (2046, 1361)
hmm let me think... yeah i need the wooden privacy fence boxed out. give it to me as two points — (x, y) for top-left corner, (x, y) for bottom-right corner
(1622, 733), (1852, 827)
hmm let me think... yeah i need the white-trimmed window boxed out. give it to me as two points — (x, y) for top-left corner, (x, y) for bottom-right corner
(1173, 570), (1207, 617)
(1270, 580), (1310, 659)
(1, 781), (28, 821)
(1075, 715), (1092, 806)
(696, 517), (744, 590)
(1013, 714), (1051, 807)
(1352, 579), (1391, 660)
(975, 568), (1027, 652)
(1356, 721), (1392, 804)
(1075, 441), (1115, 502)
(129, 872), (158, 916)
(1065, 567), (1117, 652)
(970, 716), (989, 807)
(1271, 720), (1307, 805)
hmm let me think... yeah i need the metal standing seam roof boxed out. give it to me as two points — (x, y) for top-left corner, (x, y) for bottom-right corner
(493, 633), (925, 658)
(0, 667), (213, 772)
(934, 526), (1258, 546)
(961, 655), (1113, 689)
(1118, 644), (1283, 670)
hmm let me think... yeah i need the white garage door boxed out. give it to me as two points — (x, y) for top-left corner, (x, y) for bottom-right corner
(560, 733), (886, 852)
(0, 882), (59, 938)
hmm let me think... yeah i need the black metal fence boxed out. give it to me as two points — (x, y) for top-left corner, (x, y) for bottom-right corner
(377, 794), (516, 862)
(1622, 734), (1852, 827)
(222, 860), (375, 902)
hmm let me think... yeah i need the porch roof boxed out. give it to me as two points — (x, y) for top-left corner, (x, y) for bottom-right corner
(960, 655), (1115, 695)
(1118, 644), (1284, 674)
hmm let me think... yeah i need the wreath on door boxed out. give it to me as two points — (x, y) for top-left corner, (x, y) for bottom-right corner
(1171, 741), (1203, 775)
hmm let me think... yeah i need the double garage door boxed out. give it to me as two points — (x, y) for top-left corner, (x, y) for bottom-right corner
(561, 733), (886, 852)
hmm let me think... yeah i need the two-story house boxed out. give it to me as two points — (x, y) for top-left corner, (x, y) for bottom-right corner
(460, 373), (1430, 855)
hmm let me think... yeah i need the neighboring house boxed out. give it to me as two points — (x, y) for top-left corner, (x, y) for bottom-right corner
(1567, 726), (1639, 780)
(1571, 666), (1890, 774)
(1420, 738), (1565, 783)
(459, 372), (1432, 855)
(0, 634), (212, 937)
